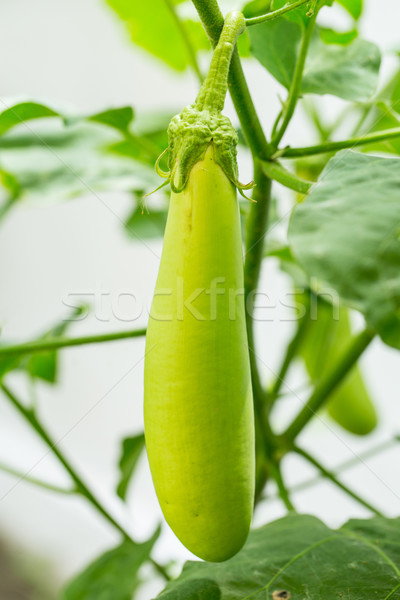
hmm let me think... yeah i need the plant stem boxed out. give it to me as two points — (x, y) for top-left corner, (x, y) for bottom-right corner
(191, 0), (272, 159)
(0, 461), (76, 495)
(264, 434), (400, 501)
(269, 296), (311, 404)
(293, 445), (384, 516)
(244, 164), (272, 415)
(278, 127), (400, 158)
(269, 460), (296, 512)
(272, 9), (318, 147)
(164, 0), (203, 83)
(262, 159), (312, 194)
(282, 328), (375, 442)
(245, 0), (312, 26)
(0, 328), (147, 357)
(0, 384), (170, 582)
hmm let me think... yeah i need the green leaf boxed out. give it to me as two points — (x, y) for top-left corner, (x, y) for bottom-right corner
(337, 0), (363, 20)
(249, 17), (301, 89)
(319, 27), (358, 45)
(125, 205), (168, 239)
(0, 306), (86, 383)
(302, 37), (380, 100)
(157, 514), (400, 599)
(116, 433), (145, 501)
(0, 123), (157, 206)
(105, 0), (208, 71)
(249, 22), (380, 101)
(289, 151), (400, 350)
(88, 107), (134, 133)
(62, 529), (160, 600)
(360, 102), (400, 156)
(0, 102), (59, 136)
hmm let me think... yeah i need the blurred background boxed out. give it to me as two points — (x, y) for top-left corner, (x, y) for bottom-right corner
(0, 0), (400, 598)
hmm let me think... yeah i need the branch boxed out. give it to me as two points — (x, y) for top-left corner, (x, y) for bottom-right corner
(277, 127), (400, 158)
(245, 0), (312, 26)
(0, 384), (170, 582)
(269, 296), (312, 403)
(269, 460), (296, 512)
(263, 159), (312, 194)
(282, 328), (375, 442)
(272, 9), (318, 147)
(262, 435), (400, 503)
(293, 445), (384, 516)
(0, 328), (147, 357)
(0, 461), (76, 495)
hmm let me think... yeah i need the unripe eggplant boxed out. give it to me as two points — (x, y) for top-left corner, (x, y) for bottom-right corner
(144, 144), (254, 562)
(144, 12), (255, 562)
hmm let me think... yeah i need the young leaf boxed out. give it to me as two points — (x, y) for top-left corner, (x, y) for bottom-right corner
(105, 0), (208, 71)
(249, 22), (380, 101)
(337, 0), (363, 20)
(88, 107), (134, 133)
(62, 529), (160, 600)
(289, 151), (400, 350)
(0, 102), (59, 136)
(319, 27), (358, 45)
(116, 433), (145, 501)
(157, 514), (400, 599)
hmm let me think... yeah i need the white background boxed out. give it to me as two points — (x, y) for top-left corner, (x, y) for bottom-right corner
(0, 1), (400, 598)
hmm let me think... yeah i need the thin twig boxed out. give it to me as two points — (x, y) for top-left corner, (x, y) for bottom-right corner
(0, 384), (170, 581)
(293, 445), (384, 516)
(245, 0), (312, 27)
(0, 328), (147, 357)
(277, 127), (400, 158)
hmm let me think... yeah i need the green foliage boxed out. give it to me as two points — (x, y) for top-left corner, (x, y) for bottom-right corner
(319, 26), (358, 45)
(157, 514), (400, 599)
(62, 529), (159, 600)
(0, 102), (59, 135)
(0, 101), (168, 224)
(249, 20), (380, 100)
(105, 0), (208, 71)
(337, 0), (363, 20)
(116, 433), (146, 500)
(87, 107), (135, 133)
(289, 151), (400, 349)
(125, 205), (168, 239)
(0, 306), (86, 383)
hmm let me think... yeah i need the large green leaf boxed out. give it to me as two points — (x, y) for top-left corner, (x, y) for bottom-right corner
(105, 0), (208, 71)
(116, 433), (146, 501)
(249, 22), (380, 101)
(289, 151), (400, 350)
(157, 514), (400, 599)
(63, 529), (159, 600)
